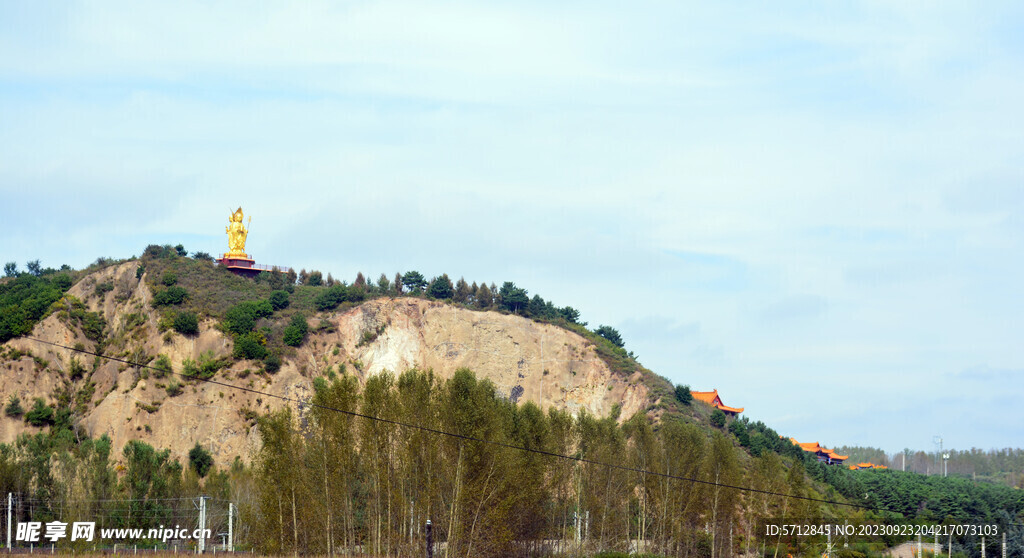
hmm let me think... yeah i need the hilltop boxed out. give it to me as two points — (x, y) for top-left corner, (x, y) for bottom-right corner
(0, 248), (676, 466)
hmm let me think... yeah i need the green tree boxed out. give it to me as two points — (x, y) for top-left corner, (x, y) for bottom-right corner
(377, 273), (391, 294)
(402, 271), (426, 293)
(153, 354), (173, 378)
(475, 282), (493, 309)
(558, 306), (580, 324)
(264, 352), (282, 373)
(307, 271), (324, 286)
(5, 395), (24, 417)
(427, 274), (454, 299)
(3, 262), (16, 277)
(498, 281), (528, 313)
(710, 408), (726, 428)
(173, 312), (200, 335)
(454, 277), (470, 303)
(26, 260), (42, 276)
(269, 290), (290, 310)
(315, 285), (348, 311)
(675, 384), (692, 405)
(188, 443), (214, 478)
(174, 244), (187, 256)
(223, 300), (273, 334)
(283, 314), (308, 347)
(25, 398), (55, 426)
(234, 332), (268, 360)
(595, 325), (624, 348)
(161, 271), (178, 286)
(121, 440), (180, 526)
(152, 285), (188, 306)
(191, 251), (213, 261)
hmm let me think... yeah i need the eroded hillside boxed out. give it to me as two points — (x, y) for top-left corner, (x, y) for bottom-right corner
(0, 260), (659, 467)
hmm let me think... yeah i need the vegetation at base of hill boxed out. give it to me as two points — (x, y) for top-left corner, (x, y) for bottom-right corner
(249, 368), (1023, 557)
(252, 367), (755, 556)
(0, 361), (1020, 556)
(0, 431), (235, 546)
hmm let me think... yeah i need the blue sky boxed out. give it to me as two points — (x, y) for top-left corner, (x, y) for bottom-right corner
(2, 2), (1022, 453)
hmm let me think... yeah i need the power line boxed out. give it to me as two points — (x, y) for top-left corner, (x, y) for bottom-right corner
(24, 336), (892, 513)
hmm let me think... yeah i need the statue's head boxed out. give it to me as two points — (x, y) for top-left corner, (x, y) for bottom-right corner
(231, 207), (244, 222)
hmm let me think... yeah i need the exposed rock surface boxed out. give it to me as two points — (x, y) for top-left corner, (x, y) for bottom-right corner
(0, 262), (652, 468)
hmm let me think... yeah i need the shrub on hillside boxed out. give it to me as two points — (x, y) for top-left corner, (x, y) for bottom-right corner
(173, 312), (199, 336)
(283, 314), (308, 347)
(710, 409), (727, 428)
(25, 398), (55, 427)
(223, 300), (273, 335)
(269, 290), (290, 311)
(5, 395), (24, 418)
(189, 443), (213, 478)
(152, 286), (188, 306)
(233, 331), (268, 360)
(153, 354), (173, 378)
(315, 285), (349, 311)
(264, 353), (281, 373)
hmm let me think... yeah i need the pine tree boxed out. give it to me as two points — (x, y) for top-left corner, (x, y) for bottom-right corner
(454, 277), (470, 303)
(476, 283), (493, 309)
(377, 273), (391, 294)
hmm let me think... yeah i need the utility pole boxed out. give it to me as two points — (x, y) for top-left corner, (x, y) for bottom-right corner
(943, 453), (949, 477)
(228, 502), (234, 552)
(7, 493), (11, 551)
(198, 496), (207, 554)
(933, 436), (943, 475)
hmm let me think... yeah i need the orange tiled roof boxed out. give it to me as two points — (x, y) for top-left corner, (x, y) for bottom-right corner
(692, 390), (720, 405)
(692, 389), (744, 414)
(790, 438), (849, 462)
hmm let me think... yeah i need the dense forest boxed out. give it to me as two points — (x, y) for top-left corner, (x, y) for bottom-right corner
(2, 247), (1023, 557)
(836, 446), (1024, 489)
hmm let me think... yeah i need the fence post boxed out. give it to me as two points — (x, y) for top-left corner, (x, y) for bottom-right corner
(425, 520), (433, 558)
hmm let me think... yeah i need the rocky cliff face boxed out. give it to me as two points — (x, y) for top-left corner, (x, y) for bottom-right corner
(0, 262), (654, 468)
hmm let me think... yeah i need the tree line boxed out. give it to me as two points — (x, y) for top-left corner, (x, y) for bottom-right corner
(247, 366), (831, 558)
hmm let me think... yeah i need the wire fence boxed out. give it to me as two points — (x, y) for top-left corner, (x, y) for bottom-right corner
(4, 494), (237, 553)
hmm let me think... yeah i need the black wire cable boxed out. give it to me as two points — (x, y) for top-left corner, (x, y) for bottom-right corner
(23, 336), (898, 513)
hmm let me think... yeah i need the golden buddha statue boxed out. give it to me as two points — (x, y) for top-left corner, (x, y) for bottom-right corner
(225, 207), (249, 258)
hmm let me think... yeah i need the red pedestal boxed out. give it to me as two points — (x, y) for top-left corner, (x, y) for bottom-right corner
(217, 256), (261, 278)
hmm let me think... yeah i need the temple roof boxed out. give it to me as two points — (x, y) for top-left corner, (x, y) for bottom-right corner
(789, 438), (848, 461)
(692, 389), (744, 414)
